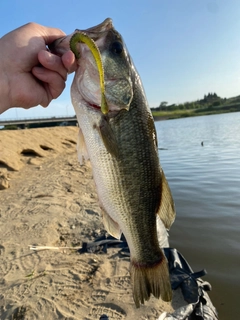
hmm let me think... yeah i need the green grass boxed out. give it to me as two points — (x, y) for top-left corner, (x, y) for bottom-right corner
(152, 103), (240, 120)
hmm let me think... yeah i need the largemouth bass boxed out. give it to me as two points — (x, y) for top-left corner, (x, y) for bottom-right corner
(50, 18), (176, 308)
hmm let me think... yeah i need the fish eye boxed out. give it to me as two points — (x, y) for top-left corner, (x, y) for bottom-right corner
(110, 41), (123, 54)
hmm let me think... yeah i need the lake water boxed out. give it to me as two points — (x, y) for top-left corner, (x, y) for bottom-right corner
(155, 112), (240, 320)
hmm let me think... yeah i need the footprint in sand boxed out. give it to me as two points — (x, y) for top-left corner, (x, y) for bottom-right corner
(89, 303), (126, 320)
(0, 244), (5, 256)
(91, 289), (109, 302)
(108, 275), (131, 290)
(0, 259), (12, 279)
(18, 252), (41, 274)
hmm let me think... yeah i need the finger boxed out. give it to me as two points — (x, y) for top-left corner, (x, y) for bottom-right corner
(62, 51), (78, 74)
(38, 50), (68, 81)
(18, 23), (66, 47)
(32, 67), (66, 101)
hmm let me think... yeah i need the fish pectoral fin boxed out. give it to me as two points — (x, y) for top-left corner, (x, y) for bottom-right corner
(77, 127), (89, 165)
(101, 208), (122, 240)
(98, 116), (119, 158)
(157, 169), (176, 230)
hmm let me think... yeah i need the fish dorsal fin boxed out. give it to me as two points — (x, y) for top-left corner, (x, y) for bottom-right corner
(157, 169), (176, 230)
(77, 127), (89, 165)
(101, 208), (122, 240)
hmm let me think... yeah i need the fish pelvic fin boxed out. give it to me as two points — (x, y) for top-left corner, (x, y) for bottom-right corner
(77, 127), (89, 165)
(130, 254), (172, 308)
(101, 208), (122, 240)
(157, 169), (176, 230)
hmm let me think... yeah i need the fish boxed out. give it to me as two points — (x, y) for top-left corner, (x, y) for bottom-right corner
(50, 18), (176, 308)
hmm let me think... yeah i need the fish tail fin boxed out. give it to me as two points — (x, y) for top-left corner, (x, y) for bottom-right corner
(130, 254), (172, 308)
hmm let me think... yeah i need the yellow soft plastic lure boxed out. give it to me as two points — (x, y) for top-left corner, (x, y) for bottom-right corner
(70, 32), (109, 115)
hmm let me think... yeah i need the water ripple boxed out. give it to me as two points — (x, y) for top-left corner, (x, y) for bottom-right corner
(155, 112), (240, 319)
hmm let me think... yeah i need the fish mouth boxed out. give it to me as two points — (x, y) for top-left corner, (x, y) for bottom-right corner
(88, 102), (101, 111)
(84, 98), (122, 115)
(81, 94), (102, 112)
(76, 18), (113, 40)
(48, 18), (113, 56)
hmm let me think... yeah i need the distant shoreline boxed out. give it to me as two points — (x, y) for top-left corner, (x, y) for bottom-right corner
(152, 93), (240, 121)
(152, 108), (240, 121)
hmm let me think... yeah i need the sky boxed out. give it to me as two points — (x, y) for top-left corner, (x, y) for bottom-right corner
(1, 0), (240, 120)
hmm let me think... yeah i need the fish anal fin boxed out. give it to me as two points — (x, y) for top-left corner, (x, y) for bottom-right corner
(130, 253), (172, 308)
(101, 208), (122, 240)
(157, 169), (176, 230)
(156, 215), (169, 248)
(77, 127), (89, 165)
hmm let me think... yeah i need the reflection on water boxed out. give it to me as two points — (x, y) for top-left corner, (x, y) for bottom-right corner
(156, 112), (240, 320)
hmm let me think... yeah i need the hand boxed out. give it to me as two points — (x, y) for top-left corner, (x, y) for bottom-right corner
(0, 22), (77, 114)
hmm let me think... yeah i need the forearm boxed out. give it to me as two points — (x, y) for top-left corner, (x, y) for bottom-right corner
(0, 36), (11, 114)
(0, 94), (10, 115)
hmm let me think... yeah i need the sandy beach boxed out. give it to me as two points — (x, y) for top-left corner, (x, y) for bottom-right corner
(0, 127), (190, 320)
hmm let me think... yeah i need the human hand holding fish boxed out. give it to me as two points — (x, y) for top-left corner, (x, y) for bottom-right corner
(0, 22), (77, 114)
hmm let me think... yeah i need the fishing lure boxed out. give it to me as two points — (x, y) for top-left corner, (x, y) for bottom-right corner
(70, 32), (109, 115)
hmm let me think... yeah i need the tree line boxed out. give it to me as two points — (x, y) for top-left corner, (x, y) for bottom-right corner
(151, 93), (225, 112)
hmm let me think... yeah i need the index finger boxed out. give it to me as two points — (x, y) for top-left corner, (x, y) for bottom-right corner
(30, 23), (66, 45)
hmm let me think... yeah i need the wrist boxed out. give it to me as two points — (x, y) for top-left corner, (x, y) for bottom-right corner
(0, 85), (11, 114)
(0, 39), (11, 114)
